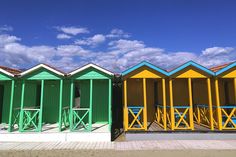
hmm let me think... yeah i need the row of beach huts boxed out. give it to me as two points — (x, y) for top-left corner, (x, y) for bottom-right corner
(0, 61), (236, 141)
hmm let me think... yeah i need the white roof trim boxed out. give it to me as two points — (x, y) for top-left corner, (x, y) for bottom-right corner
(69, 63), (114, 76)
(20, 64), (64, 76)
(0, 68), (14, 77)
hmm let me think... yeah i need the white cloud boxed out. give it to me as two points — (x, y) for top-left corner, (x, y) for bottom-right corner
(1, 28), (236, 73)
(56, 33), (72, 39)
(108, 39), (145, 51)
(0, 34), (21, 45)
(55, 26), (89, 35)
(75, 34), (106, 46)
(202, 47), (234, 56)
(0, 25), (13, 32)
(106, 29), (130, 38)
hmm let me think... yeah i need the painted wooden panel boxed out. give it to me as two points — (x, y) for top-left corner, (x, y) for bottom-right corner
(127, 79), (144, 107)
(1, 82), (11, 123)
(0, 73), (11, 81)
(23, 68), (61, 80)
(146, 79), (156, 122)
(42, 81), (60, 123)
(131, 70), (161, 78)
(173, 79), (189, 105)
(222, 69), (236, 78)
(92, 79), (109, 122)
(176, 69), (207, 78)
(73, 67), (110, 80)
(192, 79), (208, 105)
(124, 66), (166, 79)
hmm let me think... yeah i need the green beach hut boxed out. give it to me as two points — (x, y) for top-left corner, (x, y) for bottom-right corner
(0, 67), (22, 132)
(68, 63), (113, 132)
(17, 64), (65, 132)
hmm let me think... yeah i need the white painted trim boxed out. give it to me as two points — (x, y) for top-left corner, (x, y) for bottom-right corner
(0, 68), (14, 77)
(69, 63), (114, 76)
(20, 64), (64, 76)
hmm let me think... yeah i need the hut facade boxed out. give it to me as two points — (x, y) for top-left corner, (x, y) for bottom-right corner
(122, 61), (169, 131)
(213, 62), (236, 130)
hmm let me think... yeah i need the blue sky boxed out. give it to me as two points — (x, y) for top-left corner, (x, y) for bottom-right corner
(0, 0), (236, 72)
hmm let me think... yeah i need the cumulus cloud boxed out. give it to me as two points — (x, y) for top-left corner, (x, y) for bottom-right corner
(56, 33), (72, 39)
(0, 25), (13, 32)
(55, 26), (89, 35)
(75, 34), (106, 46)
(106, 28), (130, 38)
(0, 27), (236, 73)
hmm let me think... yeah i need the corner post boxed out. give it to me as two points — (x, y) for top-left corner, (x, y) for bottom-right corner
(58, 79), (63, 131)
(169, 79), (175, 130)
(207, 78), (214, 130)
(215, 78), (222, 130)
(69, 79), (74, 131)
(89, 79), (93, 131)
(19, 80), (25, 132)
(8, 80), (15, 132)
(38, 80), (44, 132)
(143, 78), (147, 130)
(108, 79), (112, 131)
(124, 80), (128, 131)
(162, 78), (167, 130)
(188, 78), (194, 130)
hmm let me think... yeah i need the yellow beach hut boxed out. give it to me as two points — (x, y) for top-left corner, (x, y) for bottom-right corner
(213, 62), (236, 130)
(168, 61), (215, 130)
(122, 61), (169, 131)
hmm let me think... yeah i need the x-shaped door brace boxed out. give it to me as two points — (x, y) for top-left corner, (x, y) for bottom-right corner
(222, 108), (236, 128)
(23, 110), (39, 130)
(72, 110), (90, 130)
(128, 108), (143, 129)
(175, 108), (190, 128)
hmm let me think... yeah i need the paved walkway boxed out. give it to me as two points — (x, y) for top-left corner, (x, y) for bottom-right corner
(1, 140), (236, 151)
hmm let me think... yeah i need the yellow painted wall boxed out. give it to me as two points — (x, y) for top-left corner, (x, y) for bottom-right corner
(172, 66), (209, 78)
(192, 79), (208, 105)
(123, 66), (166, 79)
(221, 67), (236, 78)
(125, 78), (163, 122)
(172, 78), (189, 106)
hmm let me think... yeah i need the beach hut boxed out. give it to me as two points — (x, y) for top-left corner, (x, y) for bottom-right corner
(122, 61), (169, 131)
(213, 62), (236, 130)
(68, 64), (113, 132)
(168, 61), (215, 130)
(16, 64), (65, 132)
(0, 67), (21, 132)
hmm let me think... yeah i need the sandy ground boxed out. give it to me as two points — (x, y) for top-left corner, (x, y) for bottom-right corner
(0, 149), (236, 157)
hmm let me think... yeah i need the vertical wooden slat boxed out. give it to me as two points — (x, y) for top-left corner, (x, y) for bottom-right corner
(162, 78), (167, 130)
(143, 78), (147, 130)
(8, 80), (15, 132)
(207, 78), (214, 130)
(215, 78), (222, 130)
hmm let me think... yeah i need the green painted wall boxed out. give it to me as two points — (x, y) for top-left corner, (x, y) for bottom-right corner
(1, 82), (11, 123)
(22, 80), (61, 124)
(0, 81), (22, 123)
(23, 68), (61, 80)
(73, 79), (109, 123)
(92, 79), (109, 123)
(42, 81), (60, 123)
(72, 67), (111, 80)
